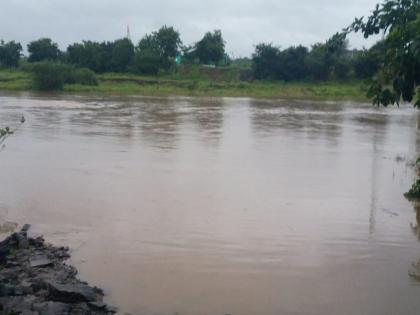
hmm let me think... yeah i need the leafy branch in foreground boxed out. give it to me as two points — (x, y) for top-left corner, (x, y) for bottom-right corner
(405, 179), (420, 199)
(0, 116), (25, 149)
(345, 0), (420, 107)
(0, 127), (13, 146)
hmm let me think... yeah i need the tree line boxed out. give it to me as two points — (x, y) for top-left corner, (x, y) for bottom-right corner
(1, 26), (382, 81)
(0, 0), (418, 106)
(252, 34), (385, 81)
(0, 27), (227, 75)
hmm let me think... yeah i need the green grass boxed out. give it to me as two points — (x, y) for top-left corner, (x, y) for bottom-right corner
(0, 68), (368, 101)
(0, 69), (32, 90)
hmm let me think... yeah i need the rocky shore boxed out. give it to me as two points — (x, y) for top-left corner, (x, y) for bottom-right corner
(0, 225), (116, 315)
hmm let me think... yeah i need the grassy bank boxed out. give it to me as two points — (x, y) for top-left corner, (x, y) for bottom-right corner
(0, 69), (368, 101)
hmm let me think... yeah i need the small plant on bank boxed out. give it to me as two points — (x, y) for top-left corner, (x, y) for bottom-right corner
(0, 127), (13, 145)
(71, 68), (98, 86)
(405, 179), (420, 200)
(30, 62), (65, 90)
(405, 158), (420, 200)
(29, 62), (98, 91)
(1, 117), (24, 149)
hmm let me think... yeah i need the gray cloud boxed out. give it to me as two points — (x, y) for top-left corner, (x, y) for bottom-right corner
(1, 0), (380, 57)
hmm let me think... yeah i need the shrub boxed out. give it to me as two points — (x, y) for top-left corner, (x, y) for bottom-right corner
(72, 68), (98, 85)
(30, 62), (65, 90)
(133, 53), (161, 75)
(405, 179), (420, 199)
(29, 62), (98, 90)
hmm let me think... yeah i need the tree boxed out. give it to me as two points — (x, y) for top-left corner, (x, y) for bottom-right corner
(27, 38), (60, 62)
(305, 43), (331, 80)
(194, 30), (226, 65)
(347, 0), (420, 106)
(0, 40), (22, 68)
(252, 43), (281, 80)
(154, 26), (182, 60)
(30, 62), (65, 90)
(305, 32), (350, 80)
(111, 38), (134, 72)
(134, 26), (182, 74)
(134, 34), (163, 75)
(278, 46), (308, 81)
(333, 59), (352, 79)
(67, 41), (116, 73)
(353, 41), (385, 79)
(326, 33), (351, 80)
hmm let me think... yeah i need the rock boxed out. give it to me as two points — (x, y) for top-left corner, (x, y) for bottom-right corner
(0, 296), (34, 313)
(21, 224), (31, 232)
(29, 236), (46, 248)
(30, 255), (54, 268)
(46, 281), (98, 303)
(106, 305), (118, 313)
(89, 301), (107, 309)
(33, 301), (70, 315)
(19, 237), (30, 249)
(0, 224), (116, 314)
(0, 283), (15, 296)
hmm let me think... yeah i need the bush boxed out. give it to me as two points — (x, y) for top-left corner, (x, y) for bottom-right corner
(29, 62), (97, 90)
(30, 62), (65, 90)
(132, 53), (161, 75)
(405, 179), (420, 199)
(72, 68), (98, 85)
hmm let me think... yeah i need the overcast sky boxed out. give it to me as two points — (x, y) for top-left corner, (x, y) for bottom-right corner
(1, 0), (381, 57)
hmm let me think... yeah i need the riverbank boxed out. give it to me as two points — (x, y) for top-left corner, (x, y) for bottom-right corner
(0, 225), (116, 314)
(0, 69), (369, 101)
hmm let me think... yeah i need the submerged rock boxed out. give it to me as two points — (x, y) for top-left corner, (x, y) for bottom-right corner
(0, 225), (117, 315)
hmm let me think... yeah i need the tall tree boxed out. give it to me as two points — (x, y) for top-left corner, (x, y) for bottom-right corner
(353, 41), (385, 79)
(194, 30), (226, 65)
(134, 26), (182, 74)
(111, 38), (134, 72)
(305, 43), (331, 80)
(0, 40), (22, 67)
(67, 40), (116, 73)
(134, 34), (163, 75)
(347, 0), (420, 106)
(278, 46), (308, 81)
(154, 26), (182, 59)
(27, 38), (60, 62)
(252, 43), (281, 80)
(305, 32), (350, 80)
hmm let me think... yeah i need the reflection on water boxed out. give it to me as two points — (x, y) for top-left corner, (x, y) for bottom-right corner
(0, 93), (420, 315)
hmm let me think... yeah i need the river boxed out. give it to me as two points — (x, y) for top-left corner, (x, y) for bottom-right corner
(0, 92), (419, 315)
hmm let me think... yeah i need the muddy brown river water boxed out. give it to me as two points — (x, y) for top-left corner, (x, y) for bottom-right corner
(0, 92), (420, 315)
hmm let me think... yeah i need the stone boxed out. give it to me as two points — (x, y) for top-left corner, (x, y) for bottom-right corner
(17, 233), (30, 249)
(33, 301), (70, 315)
(21, 224), (31, 232)
(46, 281), (98, 303)
(0, 283), (14, 296)
(106, 305), (118, 313)
(0, 224), (116, 314)
(30, 256), (53, 268)
(89, 301), (107, 309)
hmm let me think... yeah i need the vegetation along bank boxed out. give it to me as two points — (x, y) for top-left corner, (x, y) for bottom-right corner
(1, 0), (418, 103)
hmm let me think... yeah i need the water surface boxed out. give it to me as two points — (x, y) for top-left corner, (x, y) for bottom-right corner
(0, 92), (419, 315)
